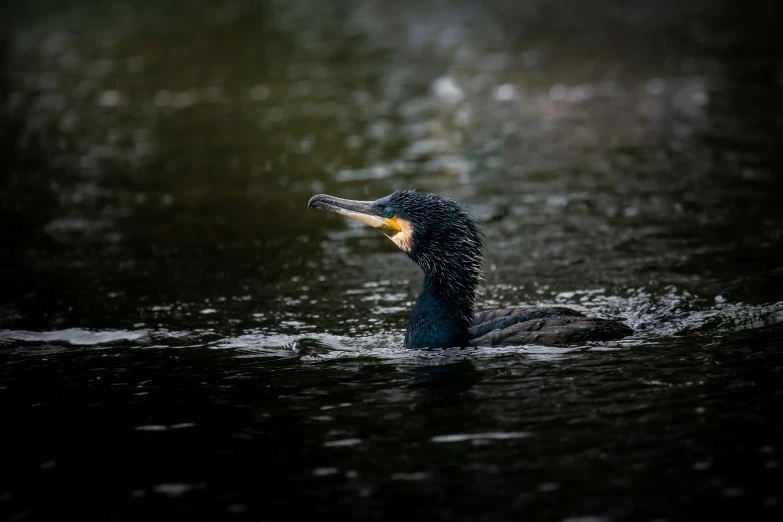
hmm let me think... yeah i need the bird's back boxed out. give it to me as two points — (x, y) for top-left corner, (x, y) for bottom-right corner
(470, 307), (633, 346)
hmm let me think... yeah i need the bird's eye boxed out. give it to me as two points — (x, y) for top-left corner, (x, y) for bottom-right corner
(384, 207), (395, 219)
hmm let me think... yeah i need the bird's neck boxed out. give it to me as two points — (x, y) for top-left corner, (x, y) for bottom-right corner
(404, 266), (478, 349)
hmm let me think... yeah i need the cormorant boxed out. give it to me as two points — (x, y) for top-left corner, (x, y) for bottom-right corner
(308, 190), (633, 349)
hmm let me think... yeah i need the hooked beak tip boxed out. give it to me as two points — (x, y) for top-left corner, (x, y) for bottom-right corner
(307, 194), (325, 210)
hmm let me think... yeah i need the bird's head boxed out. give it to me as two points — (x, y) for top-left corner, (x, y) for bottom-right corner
(308, 190), (484, 282)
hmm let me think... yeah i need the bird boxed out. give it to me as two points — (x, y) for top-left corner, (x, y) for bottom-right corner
(308, 190), (633, 349)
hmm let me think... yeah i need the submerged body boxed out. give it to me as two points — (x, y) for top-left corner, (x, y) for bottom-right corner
(308, 190), (632, 348)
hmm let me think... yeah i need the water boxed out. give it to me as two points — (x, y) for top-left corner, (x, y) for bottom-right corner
(2, 1), (782, 520)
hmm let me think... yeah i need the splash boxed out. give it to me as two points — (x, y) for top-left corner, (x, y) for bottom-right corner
(2, 296), (781, 359)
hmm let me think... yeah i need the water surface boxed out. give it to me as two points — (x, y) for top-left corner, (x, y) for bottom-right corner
(2, 1), (782, 520)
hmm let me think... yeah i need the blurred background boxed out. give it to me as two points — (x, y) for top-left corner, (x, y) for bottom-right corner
(1, 0), (782, 521)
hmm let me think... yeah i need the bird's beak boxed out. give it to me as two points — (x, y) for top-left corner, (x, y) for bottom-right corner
(308, 194), (402, 237)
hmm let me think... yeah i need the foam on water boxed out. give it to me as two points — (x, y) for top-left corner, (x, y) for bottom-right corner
(0, 328), (147, 345)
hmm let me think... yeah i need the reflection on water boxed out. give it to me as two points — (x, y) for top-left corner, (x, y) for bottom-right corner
(1, 0), (782, 520)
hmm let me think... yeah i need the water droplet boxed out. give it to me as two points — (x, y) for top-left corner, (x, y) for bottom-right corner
(250, 84), (270, 101)
(646, 78), (666, 95)
(549, 84), (567, 101)
(432, 76), (464, 104)
(313, 467), (339, 476)
(98, 90), (120, 107)
(494, 84), (516, 101)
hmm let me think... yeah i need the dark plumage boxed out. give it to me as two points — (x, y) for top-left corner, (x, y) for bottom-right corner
(308, 190), (633, 349)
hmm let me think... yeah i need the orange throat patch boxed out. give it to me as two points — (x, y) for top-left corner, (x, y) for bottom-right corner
(389, 216), (413, 252)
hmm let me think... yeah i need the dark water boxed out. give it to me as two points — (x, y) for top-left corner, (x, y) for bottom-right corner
(2, 1), (783, 520)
